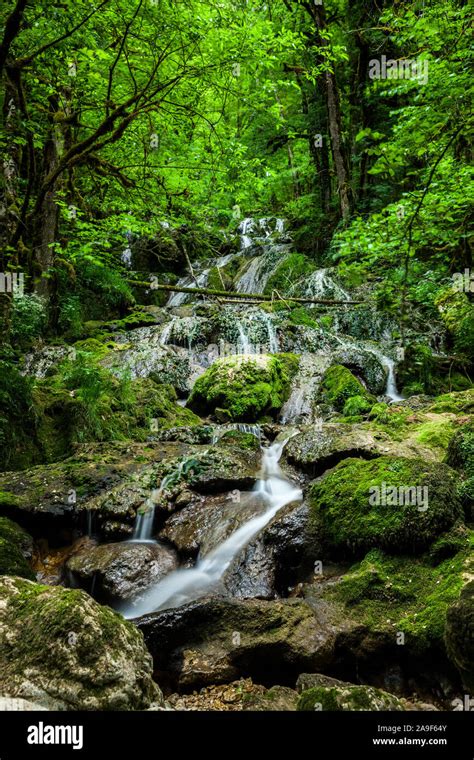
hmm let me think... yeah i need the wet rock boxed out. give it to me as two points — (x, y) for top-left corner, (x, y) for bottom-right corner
(67, 541), (178, 602)
(286, 423), (438, 476)
(224, 502), (312, 598)
(0, 576), (163, 710)
(136, 596), (351, 690)
(0, 441), (194, 536)
(186, 446), (258, 493)
(159, 491), (265, 557)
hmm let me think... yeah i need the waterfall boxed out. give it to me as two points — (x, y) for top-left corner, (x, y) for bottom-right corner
(260, 311), (279, 353)
(122, 437), (302, 617)
(131, 460), (188, 542)
(379, 355), (404, 402)
(298, 268), (349, 301)
(236, 320), (252, 354)
(159, 319), (175, 347)
(279, 353), (332, 424)
(211, 423), (261, 444)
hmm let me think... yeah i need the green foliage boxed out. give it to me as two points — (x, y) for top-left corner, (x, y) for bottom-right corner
(10, 295), (47, 348)
(264, 254), (316, 295)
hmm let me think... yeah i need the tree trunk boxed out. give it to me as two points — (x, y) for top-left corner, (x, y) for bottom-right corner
(309, 3), (354, 222)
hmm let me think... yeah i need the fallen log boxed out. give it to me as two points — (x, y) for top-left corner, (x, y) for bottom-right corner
(127, 279), (366, 305)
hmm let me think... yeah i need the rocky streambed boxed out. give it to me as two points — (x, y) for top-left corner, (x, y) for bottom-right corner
(0, 219), (472, 712)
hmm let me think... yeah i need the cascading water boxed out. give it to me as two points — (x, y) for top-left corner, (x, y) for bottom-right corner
(122, 437), (302, 617)
(131, 460), (189, 541)
(211, 422), (261, 444)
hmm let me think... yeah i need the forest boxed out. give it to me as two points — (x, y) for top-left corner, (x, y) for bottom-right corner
(0, 0), (473, 724)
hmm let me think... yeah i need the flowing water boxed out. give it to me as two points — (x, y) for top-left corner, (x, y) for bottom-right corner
(131, 460), (189, 541)
(123, 437), (302, 617)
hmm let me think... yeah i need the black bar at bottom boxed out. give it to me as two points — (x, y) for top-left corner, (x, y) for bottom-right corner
(0, 710), (472, 758)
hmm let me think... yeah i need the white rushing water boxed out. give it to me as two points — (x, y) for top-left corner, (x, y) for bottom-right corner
(123, 437), (302, 617)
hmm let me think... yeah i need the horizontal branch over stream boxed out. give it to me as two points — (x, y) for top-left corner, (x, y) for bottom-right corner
(127, 280), (366, 305)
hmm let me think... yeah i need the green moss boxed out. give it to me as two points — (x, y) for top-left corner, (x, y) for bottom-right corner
(445, 421), (474, 516)
(0, 517), (34, 580)
(264, 253), (316, 295)
(309, 456), (462, 557)
(297, 683), (405, 711)
(435, 288), (474, 362)
(342, 395), (372, 417)
(289, 307), (318, 329)
(0, 360), (39, 471)
(217, 430), (260, 450)
(0, 538), (34, 579)
(319, 365), (374, 412)
(415, 420), (456, 452)
(428, 389), (474, 414)
(188, 354), (299, 422)
(325, 539), (472, 656)
(368, 402), (410, 435)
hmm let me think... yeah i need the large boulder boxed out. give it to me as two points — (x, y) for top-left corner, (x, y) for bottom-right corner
(136, 596), (350, 690)
(0, 576), (163, 710)
(66, 540), (178, 603)
(309, 456), (462, 557)
(188, 354), (299, 422)
(316, 538), (473, 694)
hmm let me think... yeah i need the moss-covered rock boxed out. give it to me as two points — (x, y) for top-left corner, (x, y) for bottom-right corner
(309, 456), (462, 557)
(445, 420), (474, 517)
(428, 389), (474, 414)
(445, 580), (474, 691)
(318, 365), (375, 413)
(435, 287), (474, 363)
(322, 540), (472, 662)
(188, 354), (299, 422)
(0, 517), (35, 580)
(0, 576), (163, 710)
(297, 682), (407, 711)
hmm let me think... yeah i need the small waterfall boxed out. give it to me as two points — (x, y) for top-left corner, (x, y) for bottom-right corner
(239, 218), (255, 250)
(260, 311), (279, 353)
(122, 437), (302, 617)
(279, 353), (332, 424)
(159, 319), (175, 346)
(131, 460), (188, 541)
(380, 355), (404, 402)
(236, 320), (252, 354)
(211, 422), (262, 444)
